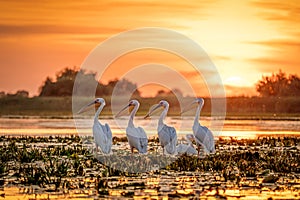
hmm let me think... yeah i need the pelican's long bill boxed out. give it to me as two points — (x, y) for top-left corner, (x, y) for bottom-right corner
(144, 104), (161, 119)
(115, 104), (130, 118)
(77, 100), (97, 114)
(185, 134), (196, 145)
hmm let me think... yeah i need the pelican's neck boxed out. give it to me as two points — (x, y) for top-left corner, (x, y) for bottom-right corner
(189, 142), (195, 148)
(159, 105), (168, 127)
(94, 104), (104, 123)
(186, 139), (193, 147)
(128, 103), (139, 127)
(194, 103), (203, 126)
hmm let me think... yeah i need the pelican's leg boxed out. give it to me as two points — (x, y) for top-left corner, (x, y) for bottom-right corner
(131, 147), (134, 154)
(197, 146), (201, 158)
(130, 147), (134, 161)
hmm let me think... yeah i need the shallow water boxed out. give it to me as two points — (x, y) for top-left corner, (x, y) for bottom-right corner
(2, 175), (300, 200)
(0, 117), (300, 199)
(0, 117), (299, 139)
(0, 136), (299, 200)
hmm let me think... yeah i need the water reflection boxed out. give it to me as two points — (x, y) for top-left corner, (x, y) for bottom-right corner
(0, 117), (299, 138)
(2, 173), (299, 200)
(0, 134), (299, 199)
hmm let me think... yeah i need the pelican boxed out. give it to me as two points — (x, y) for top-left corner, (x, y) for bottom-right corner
(181, 98), (215, 155)
(116, 100), (148, 154)
(145, 100), (177, 155)
(176, 134), (198, 155)
(78, 98), (112, 154)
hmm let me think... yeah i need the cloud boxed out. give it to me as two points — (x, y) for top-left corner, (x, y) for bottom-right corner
(249, 57), (298, 68)
(0, 0), (218, 45)
(248, 39), (300, 48)
(0, 24), (124, 36)
(0, 0), (215, 33)
(212, 55), (232, 61)
(246, 38), (300, 74)
(251, 0), (300, 38)
(179, 69), (219, 79)
(252, 0), (300, 22)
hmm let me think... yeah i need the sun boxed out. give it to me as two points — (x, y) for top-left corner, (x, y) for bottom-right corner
(224, 76), (249, 86)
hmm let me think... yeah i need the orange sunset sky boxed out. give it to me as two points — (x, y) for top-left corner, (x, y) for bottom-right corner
(0, 0), (299, 97)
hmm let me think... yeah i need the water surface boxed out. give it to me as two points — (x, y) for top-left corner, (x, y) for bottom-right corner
(0, 117), (299, 139)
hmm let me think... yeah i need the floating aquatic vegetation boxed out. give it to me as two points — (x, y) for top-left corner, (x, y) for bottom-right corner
(0, 135), (299, 199)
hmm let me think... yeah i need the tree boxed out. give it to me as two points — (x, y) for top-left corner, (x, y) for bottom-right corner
(256, 70), (300, 97)
(39, 67), (141, 97)
(108, 78), (140, 96)
(287, 75), (300, 96)
(156, 90), (167, 97)
(39, 67), (81, 96)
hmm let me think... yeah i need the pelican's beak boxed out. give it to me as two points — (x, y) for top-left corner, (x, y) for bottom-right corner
(185, 134), (195, 142)
(144, 113), (150, 119)
(144, 104), (161, 119)
(77, 100), (97, 114)
(115, 103), (131, 118)
(180, 100), (197, 114)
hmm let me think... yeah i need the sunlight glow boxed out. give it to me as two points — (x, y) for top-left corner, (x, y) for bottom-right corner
(0, 0), (299, 96)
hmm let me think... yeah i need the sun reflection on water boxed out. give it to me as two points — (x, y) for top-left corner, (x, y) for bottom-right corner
(0, 118), (300, 199)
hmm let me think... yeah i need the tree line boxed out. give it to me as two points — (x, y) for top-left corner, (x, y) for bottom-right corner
(256, 70), (300, 97)
(38, 67), (183, 98)
(39, 67), (300, 97)
(1, 67), (299, 98)
(39, 67), (141, 97)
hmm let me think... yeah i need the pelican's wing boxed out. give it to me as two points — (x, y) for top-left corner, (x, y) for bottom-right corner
(194, 123), (215, 153)
(193, 124), (207, 146)
(176, 144), (188, 154)
(103, 123), (113, 141)
(158, 125), (171, 147)
(93, 121), (112, 154)
(177, 144), (197, 155)
(159, 125), (177, 154)
(158, 125), (176, 146)
(93, 122), (105, 150)
(93, 122), (102, 145)
(186, 146), (198, 155)
(102, 123), (113, 153)
(137, 127), (148, 153)
(203, 128), (215, 153)
(136, 127), (147, 138)
(126, 126), (148, 153)
(126, 126), (141, 148)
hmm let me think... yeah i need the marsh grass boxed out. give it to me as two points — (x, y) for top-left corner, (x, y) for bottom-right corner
(0, 135), (299, 198)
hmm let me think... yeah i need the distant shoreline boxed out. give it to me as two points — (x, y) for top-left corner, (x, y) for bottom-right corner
(1, 96), (300, 120)
(0, 114), (300, 121)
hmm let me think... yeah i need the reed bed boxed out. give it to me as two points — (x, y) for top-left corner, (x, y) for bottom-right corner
(0, 135), (299, 199)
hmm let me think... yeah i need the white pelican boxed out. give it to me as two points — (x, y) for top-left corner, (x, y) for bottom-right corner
(78, 98), (112, 154)
(145, 100), (177, 155)
(116, 100), (148, 154)
(176, 134), (198, 155)
(181, 98), (215, 155)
